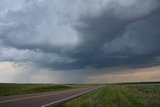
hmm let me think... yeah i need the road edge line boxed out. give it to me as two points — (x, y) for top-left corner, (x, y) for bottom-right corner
(41, 87), (99, 107)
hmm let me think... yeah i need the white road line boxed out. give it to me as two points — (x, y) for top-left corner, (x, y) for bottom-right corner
(0, 88), (87, 104)
(41, 87), (100, 107)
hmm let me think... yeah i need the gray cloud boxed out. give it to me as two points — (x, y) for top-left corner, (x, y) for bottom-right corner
(0, 0), (160, 71)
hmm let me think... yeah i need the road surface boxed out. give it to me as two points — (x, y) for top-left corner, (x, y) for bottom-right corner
(0, 87), (98, 107)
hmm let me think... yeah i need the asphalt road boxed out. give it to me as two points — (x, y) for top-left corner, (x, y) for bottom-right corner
(0, 87), (98, 107)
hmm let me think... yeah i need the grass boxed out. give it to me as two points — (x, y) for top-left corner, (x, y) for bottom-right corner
(0, 83), (75, 96)
(56, 84), (160, 107)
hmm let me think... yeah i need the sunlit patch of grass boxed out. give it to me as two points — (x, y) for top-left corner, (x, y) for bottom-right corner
(57, 84), (160, 107)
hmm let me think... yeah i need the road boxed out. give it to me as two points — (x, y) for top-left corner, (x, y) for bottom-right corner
(0, 87), (98, 107)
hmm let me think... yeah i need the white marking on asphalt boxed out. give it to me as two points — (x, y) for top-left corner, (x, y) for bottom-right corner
(0, 88), (86, 104)
(41, 87), (100, 107)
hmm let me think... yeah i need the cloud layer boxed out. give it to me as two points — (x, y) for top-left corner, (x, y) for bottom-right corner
(0, 0), (160, 71)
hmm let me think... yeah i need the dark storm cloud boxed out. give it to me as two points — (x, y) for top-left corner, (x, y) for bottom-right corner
(0, 0), (160, 70)
(69, 5), (160, 69)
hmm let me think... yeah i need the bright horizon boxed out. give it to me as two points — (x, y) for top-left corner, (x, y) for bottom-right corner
(0, 0), (160, 83)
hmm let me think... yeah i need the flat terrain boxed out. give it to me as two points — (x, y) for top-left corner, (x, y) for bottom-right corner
(0, 87), (97, 107)
(0, 84), (76, 96)
(0, 83), (159, 107)
(57, 83), (160, 107)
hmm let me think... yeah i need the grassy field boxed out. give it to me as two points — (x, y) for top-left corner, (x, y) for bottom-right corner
(0, 83), (75, 96)
(55, 83), (160, 107)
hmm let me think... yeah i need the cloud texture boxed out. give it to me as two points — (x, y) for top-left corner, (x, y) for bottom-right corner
(0, 0), (160, 72)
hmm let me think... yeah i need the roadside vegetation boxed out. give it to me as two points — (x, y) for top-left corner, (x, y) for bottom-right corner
(0, 83), (75, 96)
(56, 83), (160, 107)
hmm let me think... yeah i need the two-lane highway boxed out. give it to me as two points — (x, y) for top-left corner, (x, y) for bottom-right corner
(0, 87), (98, 107)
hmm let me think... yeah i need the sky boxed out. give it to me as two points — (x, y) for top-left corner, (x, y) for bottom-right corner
(0, 0), (160, 83)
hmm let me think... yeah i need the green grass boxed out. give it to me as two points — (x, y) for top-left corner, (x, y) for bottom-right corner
(56, 84), (160, 107)
(0, 83), (75, 96)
